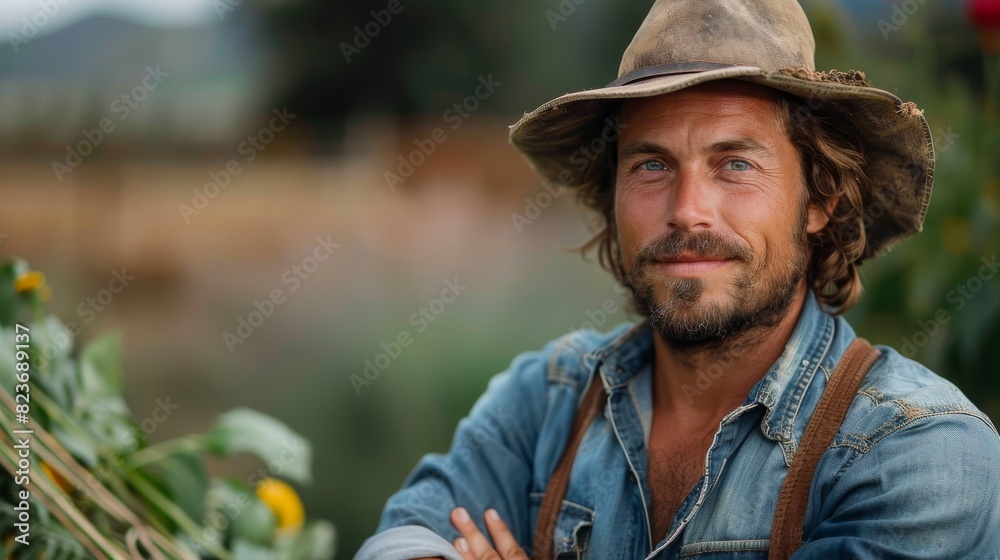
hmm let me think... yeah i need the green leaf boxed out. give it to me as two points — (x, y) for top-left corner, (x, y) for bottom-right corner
(63, 389), (134, 457)
(233, 539), (276, 560)
(34, 355), (80, 411)
(79, 331), (124, 397)
(0, 326), (15, 389)
(233, 497), (277, 547)
(71, 330), (136, 452)
(34, 315), (74, 380)
(51, 424), (99, 467)
(206, 408), (312, 484)
(144, 450), (208, 526)
(126, 467), (181, 534)
(280, 521), (337, 560)
(37, 523), (89, 559)
(206, 477), (276, 547)
(20, 534), (44, 560)
(0, 259), (29, 327)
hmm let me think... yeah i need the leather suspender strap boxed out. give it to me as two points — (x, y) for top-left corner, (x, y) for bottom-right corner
(532, 375), (607, 560)
(768, 337), (881, 559)
(532, 337), (881, 560)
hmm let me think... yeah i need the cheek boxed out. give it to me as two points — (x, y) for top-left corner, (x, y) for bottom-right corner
(615, 190), (661, 263)
(717, 196), (781, 260)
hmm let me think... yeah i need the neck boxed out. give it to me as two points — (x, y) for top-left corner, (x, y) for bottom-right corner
(650, 283), (809, 428)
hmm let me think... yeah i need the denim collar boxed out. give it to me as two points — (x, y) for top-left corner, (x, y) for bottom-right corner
(586, 290), (839, 446)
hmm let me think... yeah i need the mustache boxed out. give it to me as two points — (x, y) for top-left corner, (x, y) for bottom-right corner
(633, 231), (753, 267)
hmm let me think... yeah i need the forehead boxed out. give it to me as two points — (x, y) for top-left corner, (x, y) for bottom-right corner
(618, 80), (785, 135)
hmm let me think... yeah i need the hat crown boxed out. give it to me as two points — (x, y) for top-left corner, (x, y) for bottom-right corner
(618, 0), (816, 77)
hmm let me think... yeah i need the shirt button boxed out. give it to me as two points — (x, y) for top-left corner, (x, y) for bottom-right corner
(627, 472), (637, 483)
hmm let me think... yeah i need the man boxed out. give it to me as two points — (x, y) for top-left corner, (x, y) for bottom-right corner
(357, 0), (1000, 558)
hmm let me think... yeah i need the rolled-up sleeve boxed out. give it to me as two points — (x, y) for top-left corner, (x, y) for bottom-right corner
(355, 338), (559, 560)
(355, 525), (463, 560)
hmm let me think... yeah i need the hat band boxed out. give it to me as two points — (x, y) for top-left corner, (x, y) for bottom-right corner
(607, 61), (740, 87)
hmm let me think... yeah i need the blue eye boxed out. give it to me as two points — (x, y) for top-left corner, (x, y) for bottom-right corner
(639, 160), (666, 172)
(726, 160), (751, 171)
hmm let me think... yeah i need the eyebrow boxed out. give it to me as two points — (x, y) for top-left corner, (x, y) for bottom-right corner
(618, 141), (669, 161)
(617, 137), (774, 160)
(708, 138), (772, 156)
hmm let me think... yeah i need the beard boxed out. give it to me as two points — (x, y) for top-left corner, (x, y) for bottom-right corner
(621, 207), (809, 352)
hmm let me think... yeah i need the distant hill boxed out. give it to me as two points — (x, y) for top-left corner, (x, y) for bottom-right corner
(0, 13), (279, 150)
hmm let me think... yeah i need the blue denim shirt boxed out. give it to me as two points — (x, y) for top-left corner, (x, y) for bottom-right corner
(356, 291), (1000, 559)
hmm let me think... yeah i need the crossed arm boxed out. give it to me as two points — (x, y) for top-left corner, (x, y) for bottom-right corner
(412, 507), (527, 560)
(356, 339), (562, 560)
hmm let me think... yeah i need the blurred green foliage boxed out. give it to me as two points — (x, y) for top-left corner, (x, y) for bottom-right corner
(0, 260), (336, 559)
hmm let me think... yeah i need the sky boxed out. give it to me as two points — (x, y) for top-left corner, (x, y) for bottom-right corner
(0, 0), (220, 37)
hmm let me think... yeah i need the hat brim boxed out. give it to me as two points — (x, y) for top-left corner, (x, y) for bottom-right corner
(508, 66), (934, 259)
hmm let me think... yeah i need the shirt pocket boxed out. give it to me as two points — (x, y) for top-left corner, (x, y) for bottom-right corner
(678, 539), (770, 559)
(529, 492), (595, 559)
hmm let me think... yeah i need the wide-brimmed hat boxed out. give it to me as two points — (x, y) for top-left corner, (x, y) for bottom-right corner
(509, 0), (934, 259)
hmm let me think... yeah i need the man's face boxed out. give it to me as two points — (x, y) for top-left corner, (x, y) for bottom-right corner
(614, 81), (830, 349)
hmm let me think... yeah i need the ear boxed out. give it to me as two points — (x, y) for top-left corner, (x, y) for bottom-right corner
(806, 196), (838, 234)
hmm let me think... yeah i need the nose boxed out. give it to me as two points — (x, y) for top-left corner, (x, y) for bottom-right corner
(665, 167), (715, 231)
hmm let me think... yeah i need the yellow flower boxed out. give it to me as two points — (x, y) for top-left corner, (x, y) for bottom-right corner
(1, 532), (42, 559)
(14, 271), (45, 293)
(40, 461), (73, 494)
(256, 478), (304, 534)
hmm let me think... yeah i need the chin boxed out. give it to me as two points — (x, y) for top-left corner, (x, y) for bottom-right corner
(654, 276), (730, 308)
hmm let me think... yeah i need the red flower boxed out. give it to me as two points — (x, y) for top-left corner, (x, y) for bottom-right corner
(969, 0), (1000, 28)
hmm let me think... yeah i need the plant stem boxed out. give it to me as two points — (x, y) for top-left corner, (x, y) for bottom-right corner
(32, 389), (107, 458)
(126, 469), (232, 560)
(130, 435), (205, 467)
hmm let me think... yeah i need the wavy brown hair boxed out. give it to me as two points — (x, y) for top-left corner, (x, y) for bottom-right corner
(572, 89), (869, 315)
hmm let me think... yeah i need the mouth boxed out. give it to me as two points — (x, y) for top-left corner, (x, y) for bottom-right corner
(652, 254), (732, 276)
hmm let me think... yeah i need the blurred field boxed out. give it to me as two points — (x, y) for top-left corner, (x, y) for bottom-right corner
(0, 119), (639, 554)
